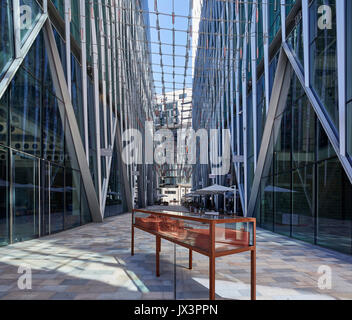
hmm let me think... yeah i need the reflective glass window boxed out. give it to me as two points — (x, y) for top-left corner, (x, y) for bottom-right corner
(12, 151), (39, 243)
(292, 165), (315, 244)
(50, 165), (65, 234)
(261, 176), (274, 231)
(309, 0), (338, 129)
(20, 0), (42, 44)
(43, 89), (65, 165)
(0, 147), (9, 246)
(317, 158), (352, 254)
(0, 90), (8, 147)
(287, 16), (304, 68)
(292, 93), (316, 170)
(65, 169), (81, 230)
(10, 67), (42, 157)
(274, 173), (292, 236)
(0, 0), (14, 79)
(274, 110), (292, 175)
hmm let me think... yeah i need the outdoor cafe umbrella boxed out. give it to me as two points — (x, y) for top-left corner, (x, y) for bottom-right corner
(193, 184), (235, 213)
(193, 184), (234, 195)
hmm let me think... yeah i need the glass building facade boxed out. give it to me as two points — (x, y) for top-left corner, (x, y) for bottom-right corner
(0, 0), (155, 246)
(192, 0), (352, 255)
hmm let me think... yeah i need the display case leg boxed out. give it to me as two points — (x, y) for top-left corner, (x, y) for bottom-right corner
(209, 256), (215, 300)
(189, 249), (192, 270)
(156, 236), (161, 277)
(251, 249), (256, 300)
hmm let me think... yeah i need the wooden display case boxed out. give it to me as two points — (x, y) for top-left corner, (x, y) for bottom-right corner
(131, 209), (256, 300)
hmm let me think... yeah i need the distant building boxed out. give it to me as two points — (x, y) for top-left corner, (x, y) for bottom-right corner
(155, 89), (192, 204)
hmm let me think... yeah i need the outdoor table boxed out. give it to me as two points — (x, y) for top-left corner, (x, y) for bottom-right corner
(131, 208), (256, 300)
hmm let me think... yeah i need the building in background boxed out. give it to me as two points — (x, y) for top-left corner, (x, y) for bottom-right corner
(192, 0), (352, 255)
(155, 89), (192, 204)
(0, 0), (155, 246)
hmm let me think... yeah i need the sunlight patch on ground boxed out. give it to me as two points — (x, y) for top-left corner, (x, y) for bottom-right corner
(192, 277), (336, 300)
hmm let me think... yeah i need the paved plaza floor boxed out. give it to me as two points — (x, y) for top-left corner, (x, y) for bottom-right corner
(0, 210), (352, 300)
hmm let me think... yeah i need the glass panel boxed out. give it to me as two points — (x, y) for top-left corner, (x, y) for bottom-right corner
(71, 54), (84, 143)
(274, 110), (292, 175)
(269, 0), (281, 44)
(317, 121), (336, 161)
(274, 173), (291, 236)
(0, 89), (8, 146)
(20, 0), (42, 44)
(51, 0), (64, 18)
(292, 94), (316, 169)
(71, 0), (81, 45)
(287, 17), (304, 68)
(50, 165), (65, 234)
(43, 91), (65, 165)
(10, 67), (41, 157)
(261, 176), (274, 231)
(12, 151), (39, 243)
(0, 147), (9, 246)
(0, 0), (14, 79)
(81, 179), (92, 225)
(309, 0), (338, 129)
(65, 169), (81, 229)
(346, 0), (352, 103)
(105, 148), (126, 217)
(347, 101), (352, 158)
(317, 158), (352, 254)
(292, 165), (315, 244)
(22, 30), (44, 81)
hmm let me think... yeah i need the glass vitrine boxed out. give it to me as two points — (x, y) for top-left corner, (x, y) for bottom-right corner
(132, 209), (256, 300)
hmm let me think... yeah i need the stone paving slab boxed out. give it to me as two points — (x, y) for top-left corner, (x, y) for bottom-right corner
(0, 210), (351, 300)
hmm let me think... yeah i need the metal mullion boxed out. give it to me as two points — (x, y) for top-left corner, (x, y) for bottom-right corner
(64, 0), (72, 97)
(302, 0), (310, 87)
(12, 0), (21, 57)
(97, 0), (109, 177)
(38, 156), (40, 237)
(105, 0), (114, 147)
(280, 0), (286, 41)
(336, 0), (346, 157)
(111, 0), (118, 126)
(90, 2), (102, 207)
(48, 162), (51, 235)
(80, 0), (89, 162)
(263, 0), (270, 114)
(242, 0), (249, 215)
(9, 148), (13, 244)
(251, 2), (258, 170)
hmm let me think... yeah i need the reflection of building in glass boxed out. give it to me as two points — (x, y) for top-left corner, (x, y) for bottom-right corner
(155, 89), (192, 204)
(193, 1), (352, 255)
(0, 0), (155, 246)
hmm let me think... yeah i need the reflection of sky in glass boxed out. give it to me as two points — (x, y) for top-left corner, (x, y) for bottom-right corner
(147, 0), (193, 95)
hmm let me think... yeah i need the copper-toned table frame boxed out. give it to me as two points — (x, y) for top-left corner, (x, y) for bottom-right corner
(131, 209), (256, 300)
